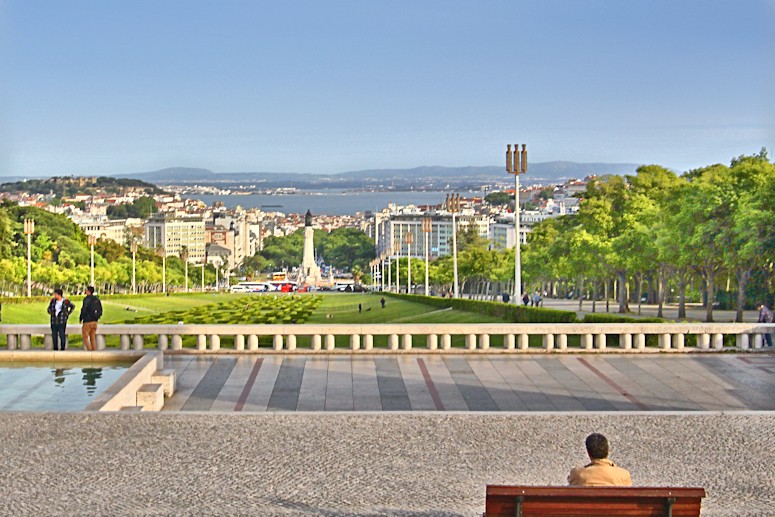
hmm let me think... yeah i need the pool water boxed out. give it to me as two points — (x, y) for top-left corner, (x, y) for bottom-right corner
(0, 363), (131, 411)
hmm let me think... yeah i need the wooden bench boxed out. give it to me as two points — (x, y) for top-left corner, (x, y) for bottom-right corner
(485, 485), (706, 516)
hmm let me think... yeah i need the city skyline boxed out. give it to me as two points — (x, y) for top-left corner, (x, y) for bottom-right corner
(2, 0), (773, 178)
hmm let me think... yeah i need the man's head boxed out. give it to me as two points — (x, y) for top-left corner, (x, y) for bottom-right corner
(86, 286), (95, 295)
(585, 433), (609, 460)
(53, 289), (63, 300)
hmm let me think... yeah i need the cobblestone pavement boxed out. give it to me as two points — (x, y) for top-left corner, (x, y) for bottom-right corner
(1, 412), (773, 516)
(164, 354), (775, 412)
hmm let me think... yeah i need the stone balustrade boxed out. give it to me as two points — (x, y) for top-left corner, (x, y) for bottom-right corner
(1, 323), (773, 353)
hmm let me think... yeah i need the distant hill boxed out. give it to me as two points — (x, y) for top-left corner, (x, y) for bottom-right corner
(115, 162), (640, 187)
(0, 175), (166, 196)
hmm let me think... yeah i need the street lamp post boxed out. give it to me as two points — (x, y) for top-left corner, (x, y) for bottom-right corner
(23, 218), (34, 297)
(200, 263), (205, 292)
(422, 216), (431, 296)
(405, 230), (414, 294)
(447, 194), (460, 298)
(506, 144), (528, 303)
(130, 241), (137, 294)
(393, 242), (401, 293)
(180, 248), (189, 293)
(386, 253), (392, 292)
(88, 234), (97, 287)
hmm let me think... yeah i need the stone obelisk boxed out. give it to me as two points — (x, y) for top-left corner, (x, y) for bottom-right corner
(301, 209), (322, 286)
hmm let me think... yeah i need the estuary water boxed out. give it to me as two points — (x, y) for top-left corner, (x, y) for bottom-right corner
(194, 190), (486, 215)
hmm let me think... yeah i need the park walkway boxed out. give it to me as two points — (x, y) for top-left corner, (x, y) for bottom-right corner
(163, 354), (775, 412)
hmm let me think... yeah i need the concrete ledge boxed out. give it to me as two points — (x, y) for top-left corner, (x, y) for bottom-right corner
(85, 352), (163, 412)
(0, 350), (145, 363)
(136, 383), (164, 411)
(161, 347), (772, 355)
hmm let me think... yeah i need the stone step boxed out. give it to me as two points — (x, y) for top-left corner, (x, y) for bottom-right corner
(151, 369), (176, 397)
(136, 383), (164, 411)
(119, 406), (143, 412)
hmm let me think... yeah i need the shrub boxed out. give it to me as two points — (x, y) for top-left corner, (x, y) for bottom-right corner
(383, 293), (577, 323)
(582, 314), (665, 324)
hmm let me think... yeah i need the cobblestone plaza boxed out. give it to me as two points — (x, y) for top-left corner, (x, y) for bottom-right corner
(1, 353), (773, 515)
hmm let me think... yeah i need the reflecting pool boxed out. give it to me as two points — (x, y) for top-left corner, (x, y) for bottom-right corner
(0, 363), (131, 411)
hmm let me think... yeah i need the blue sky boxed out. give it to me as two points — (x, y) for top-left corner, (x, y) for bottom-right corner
(1, 0), (773, 177)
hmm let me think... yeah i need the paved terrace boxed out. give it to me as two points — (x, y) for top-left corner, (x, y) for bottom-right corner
(1, 412), (773, 515)
(164, 354), (775, 412)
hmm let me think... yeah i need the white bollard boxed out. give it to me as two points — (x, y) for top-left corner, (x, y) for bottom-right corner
(6, 334), (16, 350)
(673, 333), (684, 350)
(557, 334), (567, 350)
(350, 334), (360, 351)
(620, 333), (632, 350)
(311, 335), (321, 351)
(287, 334), (297, 351)
(235, 335), (245, 351)
(43, 334), (53, 350)
(120, 335), (131, 350)
(97, 335), (106, 350)
(635, 334), (646, 350)
(699, 333), (710, 350)
(441, 334), (451, 350)
(543, 334), (554, 350)
(753, 334), (763, 349)
(712, 333), (724, 350)
(389, 334), (399, 351)
(402, 334), (412, 350)
(196, 335), (207, 351)
(596, 333), (606, 350)
(172, 335), (183, 350)
(248, 335), (259, 350)
(325, 334), (335, 351)
(505, 334), (515, 350)
(158, 335), (168, 351)
(659, 333), (671, 350)
(582, 334), (593, 350)
(363, 334), (373, 350)
(518, 334), (529, 350)
(273, 335), (283, 351)
(20, 334), (31, 350)
(466, 334), (476, 350)
(133, 335), (144, 351)
(427, 334), (438, 350)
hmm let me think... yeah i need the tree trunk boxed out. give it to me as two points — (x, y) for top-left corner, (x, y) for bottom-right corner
(636, 275), (643, 316)
(677, 270), (688, 320)
(705, 271), (715, 323)
(577, 276), (584, 311)
(735, 268), (749, 323)
(604, 280), (610, 313)
(592, 281), (597, 313)
(657, 268), (665, 318)
(617, 271), (630, 313)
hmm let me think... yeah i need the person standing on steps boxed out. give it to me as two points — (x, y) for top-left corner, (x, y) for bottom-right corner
(48, 289), (75, 351)
(80, 286), (103, 351)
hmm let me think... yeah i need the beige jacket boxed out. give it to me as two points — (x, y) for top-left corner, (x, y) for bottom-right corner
(568, 458), (632, 487)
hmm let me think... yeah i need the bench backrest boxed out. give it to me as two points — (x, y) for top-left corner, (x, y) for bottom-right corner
(485, 485), (706, 517)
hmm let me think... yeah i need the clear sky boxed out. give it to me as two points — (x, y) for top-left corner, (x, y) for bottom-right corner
(1, 0), (773, 177)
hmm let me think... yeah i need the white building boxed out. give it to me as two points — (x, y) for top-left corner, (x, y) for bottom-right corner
(144, 213), (206, 263)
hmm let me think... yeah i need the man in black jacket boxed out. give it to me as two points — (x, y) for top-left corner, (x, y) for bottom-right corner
(48, 289), (75, 351)
(79, 286), (102, 351)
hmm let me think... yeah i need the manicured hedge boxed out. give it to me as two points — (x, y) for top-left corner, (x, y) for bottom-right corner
(383, 293), (577, 323)
(0, 291), (210, 305)
(582, 313), (665, 323)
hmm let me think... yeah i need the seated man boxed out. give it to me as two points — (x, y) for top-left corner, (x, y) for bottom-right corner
(568, 433), (632, 486)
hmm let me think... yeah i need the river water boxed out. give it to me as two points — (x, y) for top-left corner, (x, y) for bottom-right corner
(194, 190), (487, 215)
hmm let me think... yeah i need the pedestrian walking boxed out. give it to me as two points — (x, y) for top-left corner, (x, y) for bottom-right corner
(380, 297), (386, 309)
(79, 286), (103, 351)
(533, 291), (542, 307)
(47, 289), (75, 351)
(757, 302), (773, 347)
(522, 293), (530, 306)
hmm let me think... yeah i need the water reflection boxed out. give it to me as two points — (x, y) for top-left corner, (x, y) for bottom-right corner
(49, 367), (107, 395)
